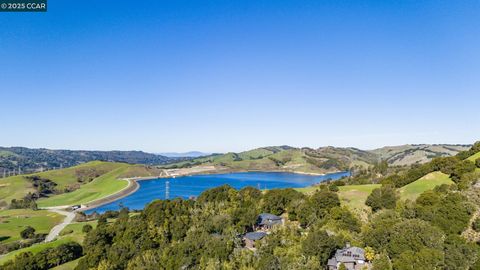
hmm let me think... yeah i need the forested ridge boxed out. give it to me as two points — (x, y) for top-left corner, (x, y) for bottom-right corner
(0, 147), (180, 174)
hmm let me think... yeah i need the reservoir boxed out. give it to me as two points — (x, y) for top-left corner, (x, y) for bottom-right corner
(86, 171), (350, 213)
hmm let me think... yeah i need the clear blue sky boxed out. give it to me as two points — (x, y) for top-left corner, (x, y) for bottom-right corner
(0, 0), (479, 153)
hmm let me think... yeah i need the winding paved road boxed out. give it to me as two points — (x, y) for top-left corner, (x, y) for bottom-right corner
(44, 209), (76, 242)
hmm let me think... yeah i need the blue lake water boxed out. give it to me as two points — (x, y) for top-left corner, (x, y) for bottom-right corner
(86, 171), (350, 213)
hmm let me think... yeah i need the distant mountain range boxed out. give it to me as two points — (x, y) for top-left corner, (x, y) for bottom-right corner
(0, 147), (183, 174)
(158, 151), (212, 158)
(163, 144), (471, 174)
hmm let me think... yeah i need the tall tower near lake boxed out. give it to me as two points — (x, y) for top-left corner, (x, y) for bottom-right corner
(165, 180), (170, 200)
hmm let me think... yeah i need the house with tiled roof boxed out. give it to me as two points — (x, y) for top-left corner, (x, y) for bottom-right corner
(243, 231), (267, 249)
(327, 243), (370, 270)
(254, 213), (283, 231)
(242, 213), (285, 250)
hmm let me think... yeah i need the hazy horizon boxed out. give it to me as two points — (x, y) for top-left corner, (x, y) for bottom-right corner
(1, 0), (479, 153)
(0, 140), (475, 155)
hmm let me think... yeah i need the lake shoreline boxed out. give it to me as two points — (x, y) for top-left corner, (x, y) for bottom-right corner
(81, 178), (140, 212)
(81, 168), (346, 212)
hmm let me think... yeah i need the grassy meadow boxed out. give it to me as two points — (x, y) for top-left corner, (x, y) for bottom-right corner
(297, 170), (454, 217)
(0, 209), (63, 244)
(297, 184), (381, 209)
(398, 171), (453, 201)
(0, 237), (74, 265)
(33, 161), (127, 190)
(337, 184), (382, 213)
(0, 220), (97, 265)
(0, 161), (151, 208)
(0, 236), (78, 265)
(0, 161), (134, 207)
(0, 176), (36, 206)
(467, 151), (480, 162)
(37, 164), (131, 207)
(50, 258), (82, 270)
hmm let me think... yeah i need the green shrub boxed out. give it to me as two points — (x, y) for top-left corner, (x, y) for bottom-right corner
(366, 185), (398, 212)
(372, 251), (392, 270)
(333, 180), (345, 186)
(472, 217), (480, 232)
(262, 188), (304, 215)
(328, 185), (339, 192)
(20, 226), (35, 239)
(328, 207), (361, 232)
(451, 160), (476, 183)
(82, 224), (93, 233)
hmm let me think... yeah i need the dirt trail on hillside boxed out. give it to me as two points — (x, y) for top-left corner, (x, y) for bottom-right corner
(45, 209), (76, 242)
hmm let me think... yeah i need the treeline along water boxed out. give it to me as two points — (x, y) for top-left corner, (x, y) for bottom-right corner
(86, 171), (350, 213)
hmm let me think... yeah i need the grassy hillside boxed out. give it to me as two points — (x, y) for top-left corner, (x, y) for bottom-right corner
(296, 184), (380, 219)
(164, 144), (468, 175)
(297, 171), (454, 218)
(398, 171), (453, 201)
(305, 146), (379, 167)
(50, 258), (82, 270)
(338, 184), (381, 212)
(371, 144), (470, 166)
(0, 175), (36, 207)
(0, 220), (97, 265)
(334, 172), (453, 212)
(33, 161), (128, 190)
(0, 150), (18, 158)
(60, 221), (98, 241)
(467, 151), (480, 162)
(0, 161), (160, 208)
(0, 237), (78, 265)
(0, 161), (124, 206)
(164, 146), (369, 174)
(37, 163), (131, 207)
(0, 209), (63, 244)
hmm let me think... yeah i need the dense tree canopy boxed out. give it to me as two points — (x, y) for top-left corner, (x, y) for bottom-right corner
(302, 228), (341, 267)
(3, 242), (83, 270)
(372, 251), (392, 270)
(393, 248), (444, 270)
(387, 219), (445, 258)
(415, 191), (474, 235)
(366, 185), (398, 212)
(261, 188), (304, 216)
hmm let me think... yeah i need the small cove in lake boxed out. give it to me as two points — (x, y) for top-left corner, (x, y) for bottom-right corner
(85, 171), (350, 213)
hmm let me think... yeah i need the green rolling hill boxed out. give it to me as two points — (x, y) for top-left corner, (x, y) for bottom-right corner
(164, 144), (469, 174)
(398, 171), (453, 201)
(467, 151), (480, 162)
(0, 161), (161, 208)
(371, 144), (470, 166)
(163, 146), (355, 174)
